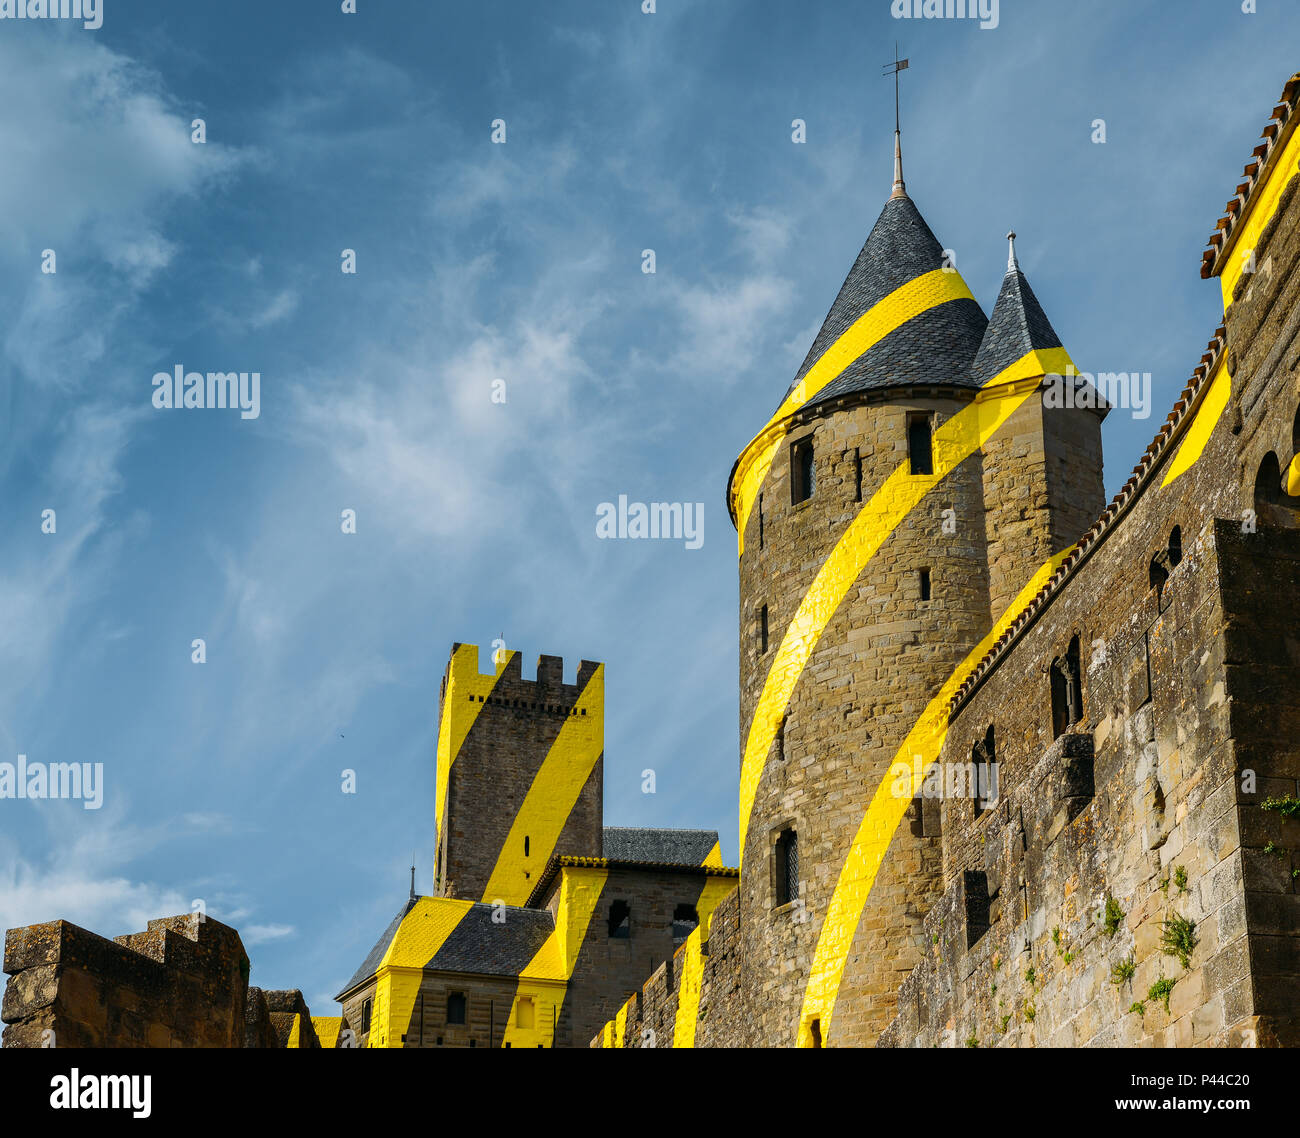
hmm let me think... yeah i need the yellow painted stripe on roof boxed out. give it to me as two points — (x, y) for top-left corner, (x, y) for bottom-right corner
(502, 866), (607, 1047)
(481, 666), (605, 906)
(369, 897), (474, 1048)
(312, 1016), (342, 1049)
(701, 840), (722, 868)
(436, 646), (516, 844)
(1162, 357), (1231, 488)
(738, 347), (1074, 861)
(798, 546), (1073, 1043)
(733, 268), (977, 553)
(1219, 120), (1300, 308)
(286, 1013), (301, 1048)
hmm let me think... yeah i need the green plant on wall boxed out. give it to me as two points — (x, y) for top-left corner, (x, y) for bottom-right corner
(966, 1034), (979, 1048)
(1264, 840), (1287, 859)
(1103, 894), (1125, 938)
(1111, 955), (1136, 986)
(1024, 1003), (1036, 1023)
(1161, 915), (1198, 969)
(1173, 865), (1188, 893)
(1261, 795), (1300, 818)
(1148, 977), (1177, 1012)
(1129, 1001), (1146, 1016)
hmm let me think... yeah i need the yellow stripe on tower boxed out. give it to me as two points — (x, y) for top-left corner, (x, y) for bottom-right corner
(1161, 357), (1232, 488)
(798, 547), (1073, 1043)
(737, 348), (1074, 861)
(1218, 119), (1300, 309)
(436, 646), (517, 847)
(481, 666), (605, 907)
(733, 268), (977, 553)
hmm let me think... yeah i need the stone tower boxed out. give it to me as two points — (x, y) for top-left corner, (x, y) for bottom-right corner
(726, 142), (1104, 1045)
(434, 643), (604, 906)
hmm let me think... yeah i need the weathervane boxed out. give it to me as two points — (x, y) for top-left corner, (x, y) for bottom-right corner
(882, 45), (910, 199)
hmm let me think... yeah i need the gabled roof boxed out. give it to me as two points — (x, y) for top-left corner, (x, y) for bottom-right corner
(780, 193), (988, 411)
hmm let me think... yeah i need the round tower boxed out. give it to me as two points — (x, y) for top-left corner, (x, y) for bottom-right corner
(726, 156), (997, 1046)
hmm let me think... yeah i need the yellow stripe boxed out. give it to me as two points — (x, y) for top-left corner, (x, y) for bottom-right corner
(501, 866), (607, 1047)
(1288, 454), (1300, 498)
(369, 897), (474, 1048)
(312, 1016), (342, 1049)
(798, 547), (1073, 1043)
(481, 666), (605, 906)
(614, 997), (631, 1048)
(1219, 119), (1300, 308)
(701, 840), (722, 867)
(670, 875), (739, 1048)
(436, 646), (516, 847)
(733, 268), (977, 553)
(738, 348), (1074, 861)
(1162, 357), (1231, 488)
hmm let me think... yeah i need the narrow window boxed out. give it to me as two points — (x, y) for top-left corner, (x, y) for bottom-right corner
(854, 447), (863, 502)
(1168, 526), (1182, 567)
(1255, 452), (1283, 512)
(760, 604), (769, 653)
(972, 725), (996, 818)
(361, 997), (373, 1034)
(774, 828), (798, 907)
(810, 1018), (823, 1048)
(524, 835), (530, 857)
(776, 716), (786, 763)
(791, 438), (815, 504)
(672, 904), (699, 945)
(908, 414), (933, 476)
(1050, 637), (1083, 739)
(758, 493), (764, 549)
(919, 568), (931, 601)
(515, 997), (535, 1029)
(446, 992), (467, 1026)
(607, 900), (631, 939)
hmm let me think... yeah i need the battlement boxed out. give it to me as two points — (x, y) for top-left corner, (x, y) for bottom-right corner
(444, 642), (601, 693)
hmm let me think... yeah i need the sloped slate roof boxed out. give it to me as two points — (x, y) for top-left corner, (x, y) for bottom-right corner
(783, 194), (988, 409)
(426, 903), (555, 976)
(969, 263), (1064, 384)
(337, 898), (416, 998)
(602, 826), (718, 864)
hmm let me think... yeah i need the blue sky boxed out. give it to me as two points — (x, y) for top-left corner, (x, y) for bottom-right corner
(0, 0), (1295, 1012)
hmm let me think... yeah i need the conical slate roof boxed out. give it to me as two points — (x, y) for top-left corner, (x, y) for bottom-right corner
(969, 238), (1065, 384)
(781, 194), (989, 412)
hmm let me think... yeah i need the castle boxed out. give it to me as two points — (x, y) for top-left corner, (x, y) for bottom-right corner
(5, 72), (1300, 1049)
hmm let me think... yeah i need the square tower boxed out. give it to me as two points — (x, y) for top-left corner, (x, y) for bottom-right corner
(434, 644), (604, 906)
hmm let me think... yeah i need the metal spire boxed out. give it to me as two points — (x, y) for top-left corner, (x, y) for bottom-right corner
(883, 46), (910, 199)
(409, 859), (416, 901)
(1007, 230), (1020, 272)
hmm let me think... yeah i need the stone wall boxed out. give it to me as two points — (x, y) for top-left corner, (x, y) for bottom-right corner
(3, 914), (267, 1048)
(881, 151), (1300, 1049)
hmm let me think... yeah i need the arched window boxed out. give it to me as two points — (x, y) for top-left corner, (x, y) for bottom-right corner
(1050, 637), (1083, 740)
(1168, 526), (1182, 567)
(1255, 452), (1283, 510)
(972, 725), (996, 818)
